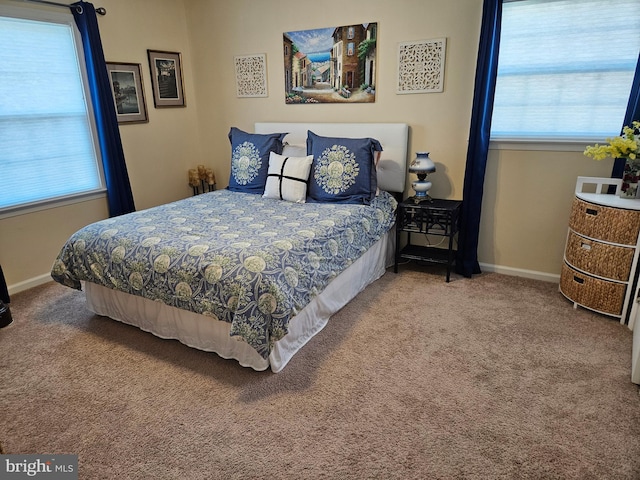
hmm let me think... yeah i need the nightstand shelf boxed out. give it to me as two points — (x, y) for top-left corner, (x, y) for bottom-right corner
(394, 198), (462, 282)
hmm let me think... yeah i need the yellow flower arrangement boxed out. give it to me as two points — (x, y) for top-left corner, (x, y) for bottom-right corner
(584, 121), (640, 161)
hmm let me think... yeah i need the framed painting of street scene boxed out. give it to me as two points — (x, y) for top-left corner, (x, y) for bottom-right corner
(283, 22), (377, 104)
(147, 50), (186, 107)
(106, 62), (148, 124)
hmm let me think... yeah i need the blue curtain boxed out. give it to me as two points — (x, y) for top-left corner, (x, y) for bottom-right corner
(455, 0), (503, 278)
(0, 265), (9, 304)
(71, 1), (135, 217)
(0, 264), (11, 328)
(611, 52), (640, 179)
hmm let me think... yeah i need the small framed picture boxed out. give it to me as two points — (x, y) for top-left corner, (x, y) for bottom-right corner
(106, 62), (148, 123)
(147, 50), (186, 107)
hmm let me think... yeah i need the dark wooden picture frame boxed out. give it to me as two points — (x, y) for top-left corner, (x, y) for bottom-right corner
(106, 62), (148, 123)
(147, 49), (186, 107)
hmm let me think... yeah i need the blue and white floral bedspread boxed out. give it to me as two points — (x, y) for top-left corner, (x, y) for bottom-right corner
(51, 190), (397, 358)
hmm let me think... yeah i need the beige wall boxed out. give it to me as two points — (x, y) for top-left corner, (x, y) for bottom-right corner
(0, 0), (205, 291)
(186, 0), (482, 201)
(99, 0), (205, 210)
(481, 148), (613, 275)
(0, 0), (616, 293)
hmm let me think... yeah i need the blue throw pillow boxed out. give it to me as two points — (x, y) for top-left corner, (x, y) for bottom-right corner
(227, 127), (287, 194)
(306, 131), (382, 204)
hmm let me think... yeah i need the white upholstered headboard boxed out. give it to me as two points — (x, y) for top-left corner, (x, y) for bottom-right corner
(254, 122), (409, 194)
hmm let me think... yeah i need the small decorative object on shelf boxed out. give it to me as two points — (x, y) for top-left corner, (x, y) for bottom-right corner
(188, 165), (216, 195)
(622, 159), (640, 199)
(408, 152), (436, 204)
(583, 121), (640, 198)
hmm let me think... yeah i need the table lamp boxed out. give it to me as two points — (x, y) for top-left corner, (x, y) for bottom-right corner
(409, 152), (436, 203)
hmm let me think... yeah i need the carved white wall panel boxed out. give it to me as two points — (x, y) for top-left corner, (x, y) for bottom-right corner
(397, 38), (446, 94)
(235, 54), (268, 98)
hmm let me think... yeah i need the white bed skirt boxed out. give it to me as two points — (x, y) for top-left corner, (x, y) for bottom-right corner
(85, 231), (394, 372)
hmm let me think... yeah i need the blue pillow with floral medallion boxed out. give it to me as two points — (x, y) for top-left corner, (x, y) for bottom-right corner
(227, 127), (287, 194)
(306, 130), (382, 204)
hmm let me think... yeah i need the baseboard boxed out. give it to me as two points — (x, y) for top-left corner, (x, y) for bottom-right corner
(8, 273), (53, 296)
(7, 262), (560, 297)
(9, 263), (560, 296)
(479, 262), (560, 283)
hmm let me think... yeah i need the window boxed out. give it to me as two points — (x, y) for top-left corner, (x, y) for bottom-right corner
(347, 42), (354, 56)
(0, 6), (104, 216)
(491, 0), (640, 143)
(347, 27), (355, 40)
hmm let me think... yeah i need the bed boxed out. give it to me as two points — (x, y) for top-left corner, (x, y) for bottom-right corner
(51, 122), (409, 372)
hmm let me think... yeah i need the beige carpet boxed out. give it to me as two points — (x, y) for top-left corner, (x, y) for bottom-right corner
(1, 266), (640, 479)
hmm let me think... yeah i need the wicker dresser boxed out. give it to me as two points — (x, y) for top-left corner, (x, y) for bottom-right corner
(560, 177), (640, 324)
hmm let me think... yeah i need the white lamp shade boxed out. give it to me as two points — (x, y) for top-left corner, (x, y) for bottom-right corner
(409, 152), (436, 174)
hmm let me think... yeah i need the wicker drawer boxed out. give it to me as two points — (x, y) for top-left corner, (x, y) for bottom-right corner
(565, 230), (634, 281)
(560, 263), (625, 316)
(569, 197), (640, 245)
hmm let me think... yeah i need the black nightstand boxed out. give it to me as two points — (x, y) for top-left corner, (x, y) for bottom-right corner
(394, 198), (462, 282)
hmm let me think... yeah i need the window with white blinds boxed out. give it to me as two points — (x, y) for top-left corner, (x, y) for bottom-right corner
(490, 0), (640, 142)
(0, 7), (104, 215)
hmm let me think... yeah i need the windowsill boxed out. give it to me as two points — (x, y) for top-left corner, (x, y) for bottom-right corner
(0, 190), (107, 220)
(489, 139), (595, 152)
